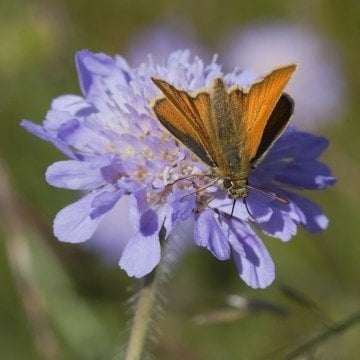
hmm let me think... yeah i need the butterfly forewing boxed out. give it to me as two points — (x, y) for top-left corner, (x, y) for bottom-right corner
(233, 64), (297, 161)
(253, 93), (294, 163)
(151, 78), (217, 166)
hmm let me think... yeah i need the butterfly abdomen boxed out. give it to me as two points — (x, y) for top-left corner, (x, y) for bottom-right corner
(210, 78), (246, 174)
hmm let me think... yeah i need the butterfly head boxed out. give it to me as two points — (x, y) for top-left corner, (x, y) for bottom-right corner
(223, 178), (248, 199)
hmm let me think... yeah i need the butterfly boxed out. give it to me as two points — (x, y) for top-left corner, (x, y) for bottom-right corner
(151, 64), (297, 212)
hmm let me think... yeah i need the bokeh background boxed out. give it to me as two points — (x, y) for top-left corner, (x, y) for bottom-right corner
(0, 0), (359, 359)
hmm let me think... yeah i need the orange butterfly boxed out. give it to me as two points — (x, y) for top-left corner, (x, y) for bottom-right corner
(151, 64), (297, 210)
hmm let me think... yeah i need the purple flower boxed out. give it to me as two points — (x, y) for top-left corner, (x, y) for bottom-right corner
(21, 50), (335, 288)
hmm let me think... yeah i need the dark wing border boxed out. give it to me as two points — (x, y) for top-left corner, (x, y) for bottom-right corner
(252, 93), (294, 164)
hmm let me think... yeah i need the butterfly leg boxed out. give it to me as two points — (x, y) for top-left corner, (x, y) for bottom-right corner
(243, 197), (257, 223)
(230, 199), (236, 217)
(195, 197), (217, 213)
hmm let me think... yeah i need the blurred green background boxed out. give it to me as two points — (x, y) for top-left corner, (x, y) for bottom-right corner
(0, 0), (359, 359)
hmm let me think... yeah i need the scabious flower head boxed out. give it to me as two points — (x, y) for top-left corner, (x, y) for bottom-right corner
(21, 49), (335, 288)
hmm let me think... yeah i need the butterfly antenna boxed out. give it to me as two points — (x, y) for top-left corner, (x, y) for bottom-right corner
(180, 179), (219, 201)
(230, 199), (236, 218)
(246, 185), (289, 204)
(166, 173), (209, 188)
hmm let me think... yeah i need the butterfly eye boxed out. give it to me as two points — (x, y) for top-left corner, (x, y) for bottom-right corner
(223, 179), (232, 189)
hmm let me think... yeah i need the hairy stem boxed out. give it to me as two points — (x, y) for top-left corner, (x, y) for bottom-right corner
(124, 229), (167, 360)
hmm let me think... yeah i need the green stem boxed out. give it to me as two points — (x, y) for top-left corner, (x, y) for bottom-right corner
(286, 310), (360, 359)
(124, 229), (167, 360)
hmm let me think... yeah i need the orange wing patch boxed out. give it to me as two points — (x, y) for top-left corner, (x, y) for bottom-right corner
(229, 65), (296, 161)
(151, 79), (217, 166)
(242, 64), (297, 160)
